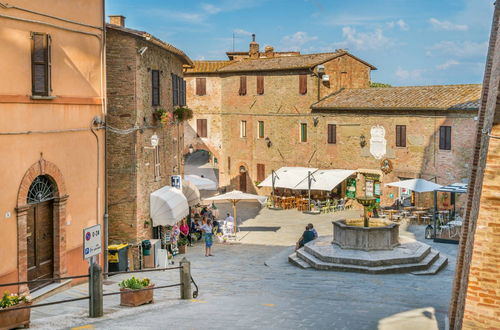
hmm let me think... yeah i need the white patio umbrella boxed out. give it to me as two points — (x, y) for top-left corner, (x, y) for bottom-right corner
(150, 186), (189, 226)
(182, 180), (201, 206)
(204, 190), (267, 232)
(385, 178), (442, 193)
(185, 174), (217, 190)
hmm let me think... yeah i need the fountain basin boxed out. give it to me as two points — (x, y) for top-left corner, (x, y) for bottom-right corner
(333, 219), (399, 251)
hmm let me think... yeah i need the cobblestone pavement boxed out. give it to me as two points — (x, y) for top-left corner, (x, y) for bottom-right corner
(29, 207), (458, 330)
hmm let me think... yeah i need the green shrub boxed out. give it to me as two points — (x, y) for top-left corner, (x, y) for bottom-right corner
(118, 276), (151, 290)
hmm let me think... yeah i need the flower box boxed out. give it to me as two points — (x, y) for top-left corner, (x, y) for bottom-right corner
(0, 302), (31, 330)
(120, 284), (155, 307)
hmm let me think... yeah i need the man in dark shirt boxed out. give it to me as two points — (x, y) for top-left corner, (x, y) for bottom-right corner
(295, 225), (316, 250)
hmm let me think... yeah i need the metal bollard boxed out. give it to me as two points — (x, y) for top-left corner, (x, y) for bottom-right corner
(179, 257), (191, 299)
(89, 261), (103, 317)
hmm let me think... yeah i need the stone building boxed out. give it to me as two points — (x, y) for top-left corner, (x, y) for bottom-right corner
(448, 2), (500, 328)
(0, 0), (105, 294)
(106, 16), (192, 257)
(184, 38), (480, 206)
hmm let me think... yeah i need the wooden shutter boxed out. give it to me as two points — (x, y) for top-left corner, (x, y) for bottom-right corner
(32, 33), (51, 96)
(239, 76), (247, 95)
(440, 126), (451, 150)
(228, 156), (231, 171)
(299, 74), (307, 94)
(257, 76), (264, 95)
(197, 119), (207, 138)
(182, 79), (186, 106)
(152, 70), (160, 106)
(327, 124), (336, 144)
(196, 77), (206, 96)
(396, 125), (406, 147)
(257, 164), (265, 182)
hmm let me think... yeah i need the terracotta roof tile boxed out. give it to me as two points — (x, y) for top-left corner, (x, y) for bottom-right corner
(106, 24), (193, 66)
(185, 61), (234, 73)
(312, 84), (482, 111)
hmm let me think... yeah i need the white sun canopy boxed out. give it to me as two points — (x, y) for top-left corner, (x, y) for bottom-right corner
(185, 174), (217, 190)
(182, 180), (201, 206)
(258, 167), (318, 189)
(385, 178), (442, 193)
(150, 186), (189, 227)
(204, 190), (267, 204)
(294, 169), (356, 191)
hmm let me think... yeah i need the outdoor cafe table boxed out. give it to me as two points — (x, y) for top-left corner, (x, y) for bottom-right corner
(413, 210), (427, 225)
(386, 210), (399, 220)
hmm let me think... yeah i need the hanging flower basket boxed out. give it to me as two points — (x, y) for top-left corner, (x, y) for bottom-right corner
(173, 107), (193, 122)
(153, 108), (173, 126)
(119, 277), (155, 307)
(0, 293), (32, 329)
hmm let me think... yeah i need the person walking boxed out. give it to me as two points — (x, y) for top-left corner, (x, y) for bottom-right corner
(224, 212), (235, 235)
(198, 218), (214, 257)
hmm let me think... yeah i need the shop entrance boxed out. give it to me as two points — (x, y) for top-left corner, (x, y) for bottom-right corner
(26, 175), (55, 291)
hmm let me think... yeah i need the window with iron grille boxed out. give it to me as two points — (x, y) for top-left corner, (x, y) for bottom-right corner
(327, 124), (336, 144)
(258, 121), (264, 139)
(396, 125), (406, 147)
(152, 70), (160, 106)
(31, 32), (51, 96)
(439, 126), (451, 150)
(300, 123), (307, 142)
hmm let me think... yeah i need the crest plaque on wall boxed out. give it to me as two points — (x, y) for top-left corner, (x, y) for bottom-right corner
(381, 158), (393, 174)
(369, 125), (387, 159)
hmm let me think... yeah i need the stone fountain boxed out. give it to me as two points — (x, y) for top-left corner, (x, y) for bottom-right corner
(289, 197), (449, 275)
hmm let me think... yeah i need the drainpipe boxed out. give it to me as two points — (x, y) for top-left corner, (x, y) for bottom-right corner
(101, 0), (109, 277)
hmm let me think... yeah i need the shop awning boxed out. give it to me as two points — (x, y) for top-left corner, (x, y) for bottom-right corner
(357, 168), (383, 176)
(150, 186), (189, 226)
(185, 174), (217, 190)
(385, 178), (442, 193)
(294, 169), (356, 191)
(435, 183), (468, 194)
(182, 180), (201, 206)
(258, 167), (318, 189)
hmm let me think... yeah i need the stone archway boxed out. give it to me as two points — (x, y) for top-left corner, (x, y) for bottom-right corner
(16, 158), (68, 293)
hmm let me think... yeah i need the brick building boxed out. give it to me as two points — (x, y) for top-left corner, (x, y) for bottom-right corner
(184, 38), (480, 206)
(106, 16), (192, 257)
(0, 0), (105, 294)
(448, 2), (500, 328)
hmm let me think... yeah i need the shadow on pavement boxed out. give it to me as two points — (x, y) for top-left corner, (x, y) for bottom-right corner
(239, 226), (281, 232)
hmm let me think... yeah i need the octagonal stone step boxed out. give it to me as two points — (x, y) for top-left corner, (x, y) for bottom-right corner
(288, 252), (311, 269)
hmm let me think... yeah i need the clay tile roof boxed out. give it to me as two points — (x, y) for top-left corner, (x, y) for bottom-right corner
(185, 61), (234, 73)
(312, 84), (482, 111)
(106, 24), (193, 66)
(217, 51), (376, 73)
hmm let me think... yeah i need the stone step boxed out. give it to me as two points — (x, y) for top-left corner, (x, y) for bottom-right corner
(296, 248), (441, 274)
(411, 254), (448, 275)
(288, 252), (311, 269)
(304, 240), (431, 267)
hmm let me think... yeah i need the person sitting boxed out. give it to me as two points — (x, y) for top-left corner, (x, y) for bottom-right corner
(308, 223), (318, 239)
(179, 219), (192, 246)
(295, 225), (316, 251)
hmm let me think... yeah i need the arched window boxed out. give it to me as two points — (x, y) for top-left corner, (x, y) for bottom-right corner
(27, 175), (55, 204)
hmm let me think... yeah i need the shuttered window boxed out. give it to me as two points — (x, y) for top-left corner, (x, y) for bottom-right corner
(172, 73), (178, 106)
(196, 77), (206, 96)
(181, 79), (186, 106)
(197, 119), (207, 138)
(300, 123), (307, 142)
(239, 76), (247, 95)
(257, 164), (265, 182)
(172, 75), (186, 106)
(327, 124), (336, 144)
(31, 32), (51, 96)
(258, 121), (264, 139)
(152, 70), (160, 106)
(396, 125), (406, 147)
(299, 74), (307, 94)
(439, 126), (451, 150)
(256, 76), (264, 95)
(228, 156), (231, 171)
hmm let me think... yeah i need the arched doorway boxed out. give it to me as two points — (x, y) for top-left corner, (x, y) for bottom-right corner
(239, 166), (247, 192)
(26, 175), (55, 291)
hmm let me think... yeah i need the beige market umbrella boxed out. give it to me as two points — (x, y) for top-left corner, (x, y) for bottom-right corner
(182, 180), (201, 206)
(204, 190), (267, 232)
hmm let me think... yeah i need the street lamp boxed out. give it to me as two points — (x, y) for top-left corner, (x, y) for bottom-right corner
(188, 144), (194, 154)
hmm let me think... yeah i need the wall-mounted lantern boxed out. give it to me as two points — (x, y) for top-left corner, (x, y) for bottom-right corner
(265, 137), (272, 148)
(360, 135), (366, 148)
(188, 144), (194, 154)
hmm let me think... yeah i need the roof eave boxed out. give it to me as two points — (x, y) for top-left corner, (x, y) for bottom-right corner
(311, 106), (479, 111)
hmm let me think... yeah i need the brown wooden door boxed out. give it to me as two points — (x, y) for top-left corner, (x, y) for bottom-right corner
(27, 200), (54, 291)
(239, 173), (247, 192)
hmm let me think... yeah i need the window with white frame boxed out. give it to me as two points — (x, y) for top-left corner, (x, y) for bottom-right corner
(154, 144), (161, 180)
(240, 120), (247, 138)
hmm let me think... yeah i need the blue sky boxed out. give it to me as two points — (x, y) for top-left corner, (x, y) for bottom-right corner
(106, 0), (494, 86)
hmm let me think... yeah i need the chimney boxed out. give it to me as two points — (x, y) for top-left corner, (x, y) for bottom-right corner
(264, 46), (274, 58)
(109, 15), (126, 27)
(249, 34), (259, 59)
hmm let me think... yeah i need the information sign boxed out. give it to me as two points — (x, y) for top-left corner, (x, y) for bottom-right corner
(83, 224), (102, 259)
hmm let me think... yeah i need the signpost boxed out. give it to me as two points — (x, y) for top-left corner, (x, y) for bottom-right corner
(83, 224), (102, 259)
(84, 224), (102, 317)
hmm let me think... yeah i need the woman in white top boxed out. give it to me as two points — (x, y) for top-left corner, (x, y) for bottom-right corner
(198, 218), (214, 257)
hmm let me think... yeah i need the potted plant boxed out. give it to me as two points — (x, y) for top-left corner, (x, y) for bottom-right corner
(119, 276), (154, 307)
(153, 108), (172, 126)
(177, 236), (189, 254)
(0, 292), (32, 329)
(173, 107), (193, 122)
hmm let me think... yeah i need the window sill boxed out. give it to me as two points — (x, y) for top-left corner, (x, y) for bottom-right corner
(31, 95), (57, 100)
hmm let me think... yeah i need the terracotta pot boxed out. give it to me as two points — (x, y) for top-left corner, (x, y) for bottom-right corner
(120, 284), (155, 307)
(178, 244), (187, 254)
(0, 302), (31, 330)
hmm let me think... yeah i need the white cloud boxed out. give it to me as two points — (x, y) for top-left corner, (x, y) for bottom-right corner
(427, 40), (488, 58)
(429, 18), (468, 31)
(201, 3), (222, 14)
(395, 67), (424, 81)
(281, 32), (318, 51)
(436, 59), (460, 70)
(387, 19), (409, 31)
(334, 27), (393, 51)
(233, 28), (253, 36)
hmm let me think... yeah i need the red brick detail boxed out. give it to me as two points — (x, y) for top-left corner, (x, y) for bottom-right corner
(16, 159), (69, 294)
